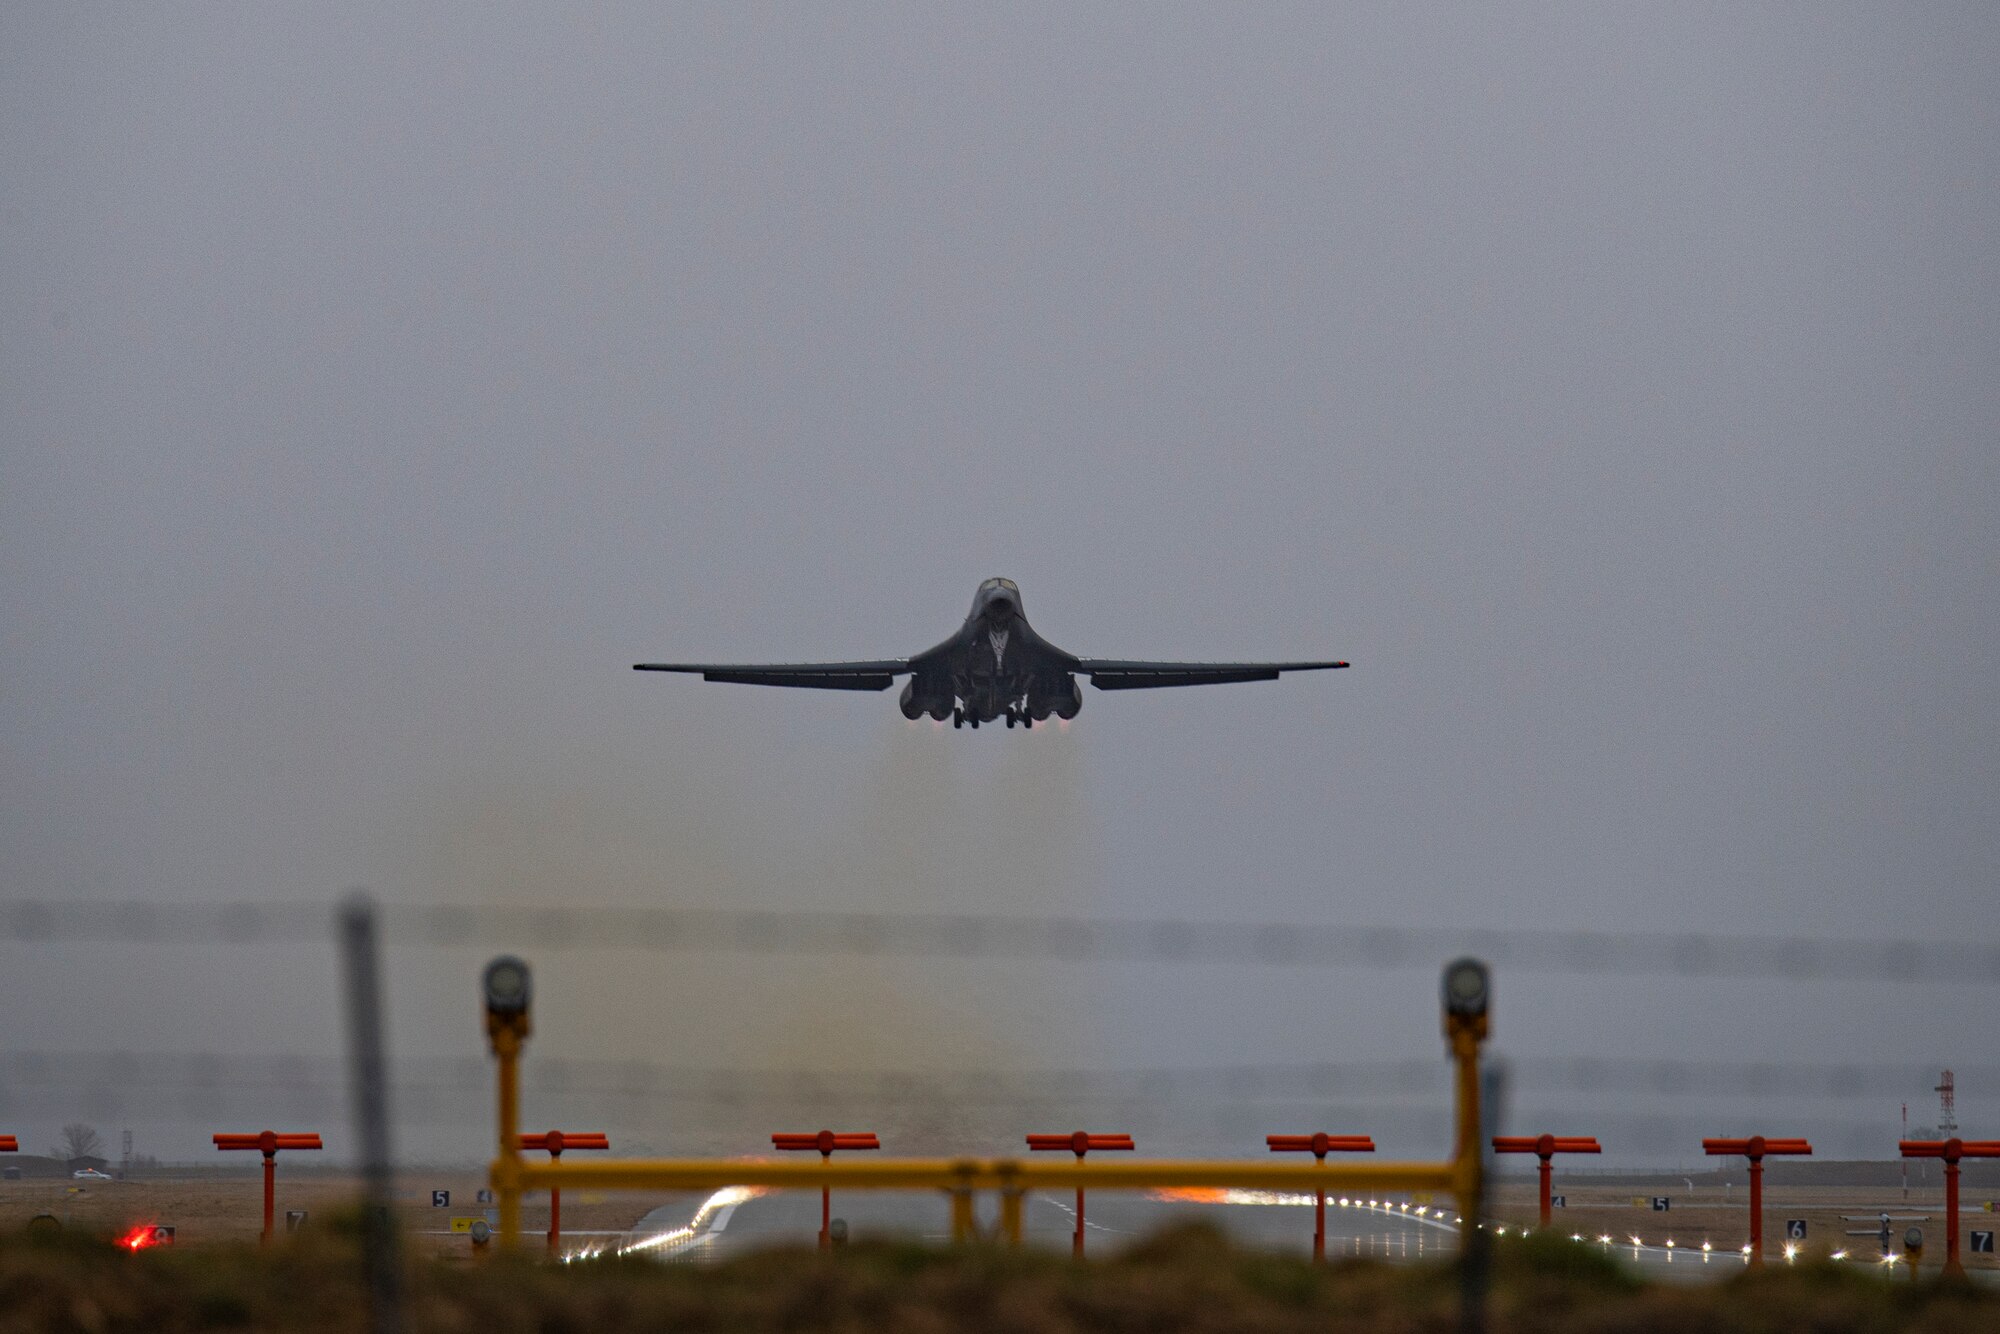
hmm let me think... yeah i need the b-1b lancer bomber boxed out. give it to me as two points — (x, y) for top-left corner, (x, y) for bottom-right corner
(634, 578), (1348, 729)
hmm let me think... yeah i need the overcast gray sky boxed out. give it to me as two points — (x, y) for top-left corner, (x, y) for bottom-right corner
(3, 5), (1995, 1165)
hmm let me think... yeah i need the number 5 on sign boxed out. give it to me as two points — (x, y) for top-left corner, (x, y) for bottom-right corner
(432, 1190), (449, 1208)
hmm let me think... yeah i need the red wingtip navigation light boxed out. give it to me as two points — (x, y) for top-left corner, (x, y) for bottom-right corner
(1268, 1133), (1376, 1260)
(214, 1131), (324, 1244)
(1702, 1135), (1811, 1266)
(1492, 1134), (1602, 1228)
(1027, 1132), (1135, 1257)
(519, 1131), (610, 1254)
(773, 1131), (880, 1250)
(1899, 1137), (2000, 1276)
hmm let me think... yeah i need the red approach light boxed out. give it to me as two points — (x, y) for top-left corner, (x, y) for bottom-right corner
(1268, 1133), (1377, 1261)
(772, 1132), (881, 1154)
(1898, 1138), (2000, 1276)
(214, 1131), (323, 1244)
(119, 1224), (169, 1252)
(772, 1130), (881, 1250)
(1704, 1134), (1812, 1266)
(1028, 1132), (1136, 1256)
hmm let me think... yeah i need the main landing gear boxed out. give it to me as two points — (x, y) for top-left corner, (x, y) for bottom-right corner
(953, 707), (1035, 730)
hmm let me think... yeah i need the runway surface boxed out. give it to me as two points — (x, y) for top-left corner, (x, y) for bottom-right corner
(596, 1184), (2000, 1289)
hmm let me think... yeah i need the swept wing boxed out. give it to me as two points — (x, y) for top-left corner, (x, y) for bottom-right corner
(631, 660), (907, 691)
(1077, 659), (1348, 690)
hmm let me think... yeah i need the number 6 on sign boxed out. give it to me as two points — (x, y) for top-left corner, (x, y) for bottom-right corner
(1786, 1219), (1807, 1240)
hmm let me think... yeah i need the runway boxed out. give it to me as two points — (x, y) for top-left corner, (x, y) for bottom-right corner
(619, 1186), (1472, 1266)
(604, 1185), (2000, 1287)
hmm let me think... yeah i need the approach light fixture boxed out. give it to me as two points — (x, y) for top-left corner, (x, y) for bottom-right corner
(483, 955), (532, 1018)
(1441, 958), (1490, 1019)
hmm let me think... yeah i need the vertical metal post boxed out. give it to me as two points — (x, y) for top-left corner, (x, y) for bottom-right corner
(262, 1149), (276, 1244)
(1072, 1150), (1086, 1258)
(1943, 1154), (1961, 1276)
(1441, 958), (1491, 1334)
(339, 894), (401, 1334)
(546, 1142), (562, 1256)
(493, 1028), (522, 1248)
(1314, 1181), (1326, 1261)
(1001, 1186), (1023, 1247)
(1746, 1152), (1764, 1266)
(1537, 1153), (1552, 1228)
(949, 1186), (976, 1243)
(819, 1153), (832, 1252)
(1458, 1063), (1501, 1334)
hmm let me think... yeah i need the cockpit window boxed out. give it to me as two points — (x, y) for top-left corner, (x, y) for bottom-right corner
(980, 578), (1018, 592)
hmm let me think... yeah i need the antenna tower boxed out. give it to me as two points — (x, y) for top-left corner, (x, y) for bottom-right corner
(1937, 1069), (1957, 1137)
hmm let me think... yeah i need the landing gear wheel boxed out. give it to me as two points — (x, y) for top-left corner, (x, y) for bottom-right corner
(1004, 712), (1016, 729)
(952, 709), (963, 729)
(970, 715), (980, 729)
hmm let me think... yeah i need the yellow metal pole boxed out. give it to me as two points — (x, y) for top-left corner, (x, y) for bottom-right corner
(949, 1188), (976, 1243)
(1450, 1020), (1484, 1219)
(1001, 1187), (1023, 1247)
(493, 1026), (523, 1249)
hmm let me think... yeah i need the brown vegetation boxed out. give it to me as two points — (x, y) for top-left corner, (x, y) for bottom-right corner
(2, 1217), (1994, 1334)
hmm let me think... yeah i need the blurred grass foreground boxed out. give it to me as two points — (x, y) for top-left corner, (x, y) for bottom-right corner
(4, 1220), (1994, 1333)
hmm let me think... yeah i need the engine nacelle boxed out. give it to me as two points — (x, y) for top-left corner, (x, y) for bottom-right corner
(900, 679), (954, 721)
(1027, 676), (1083, 721)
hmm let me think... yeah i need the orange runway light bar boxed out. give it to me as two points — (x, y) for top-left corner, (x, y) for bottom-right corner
(1029, 1132), (1135, 1256)
(1269, 1133), (1377, 1260)
(1493, 1134), (1601, 1228)
(774, 1130), (880, 1249)
(1900, 1137), (2000, 1276)
(214, 1131), (323, 1244)
(1703, 1135), (1811, 1266)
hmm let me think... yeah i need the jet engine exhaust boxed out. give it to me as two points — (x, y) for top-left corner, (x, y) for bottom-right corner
(899, 679), (953, 721)
(1027, 676), (1084, 721)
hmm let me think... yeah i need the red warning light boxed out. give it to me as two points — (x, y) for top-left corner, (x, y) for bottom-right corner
(119, 1224), (171, 1251)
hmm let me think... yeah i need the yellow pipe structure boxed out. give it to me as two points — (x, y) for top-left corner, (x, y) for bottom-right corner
(485, 956), (1491, 1251)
